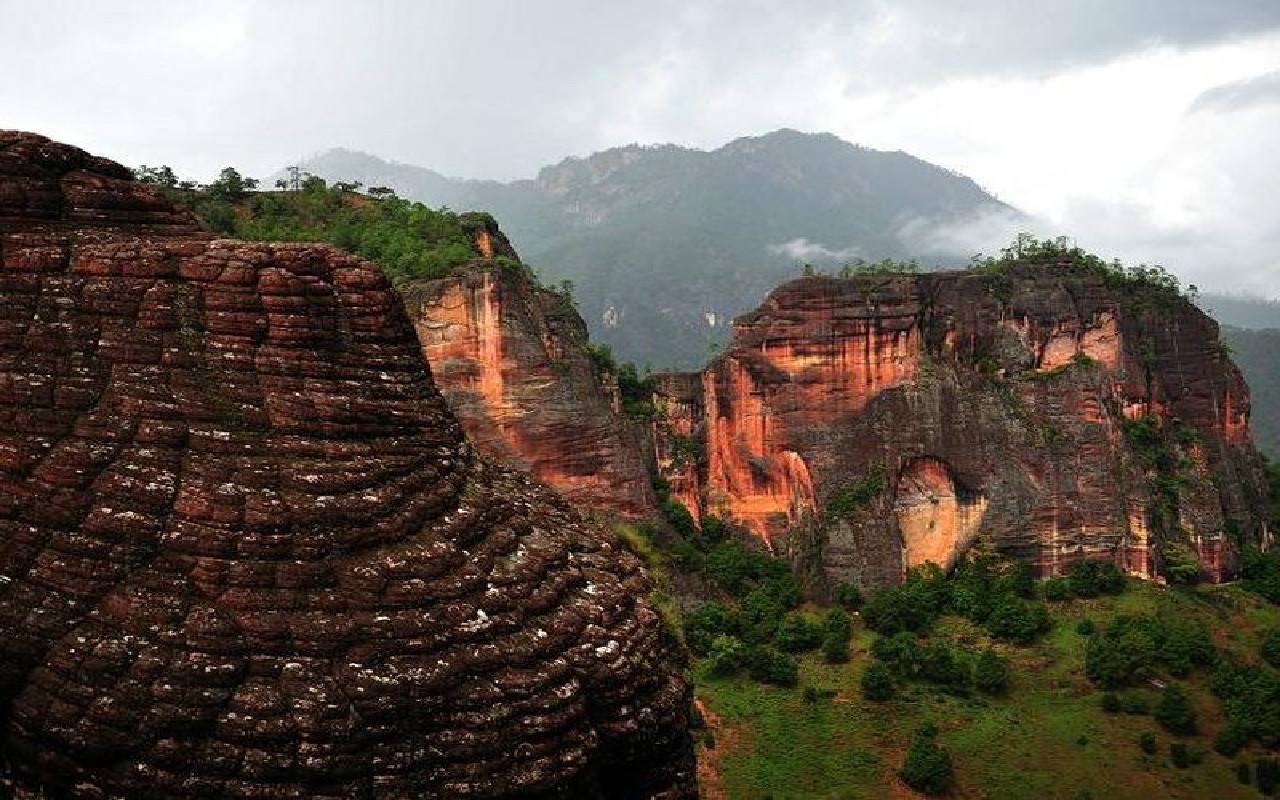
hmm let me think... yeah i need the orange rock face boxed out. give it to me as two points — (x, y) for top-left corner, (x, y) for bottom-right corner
(654, 269), (1271, 587)
(403, 260), (655, 520)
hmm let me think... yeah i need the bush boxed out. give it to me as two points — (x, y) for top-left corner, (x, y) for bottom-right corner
(773, 614), (824, 652)
(862, 564), (949, 634)
(919, 643), (968, 689)
(705, 635), (745, 676)
(1215, 722), (1249, 757)
(899, 727), (954, 796)
(1243, 548), (1280, 604)
(1238, 762), (1252, 785)
(1154, 684), (1196, 735)
(1162, 542), (1204, 585)
(974, 649), (1010, 694)
(744, 645), (799, 686)
(1043, 577), (1073, 601)
(861, 661), (896, 701)
(1075, 618), (1095, 636)
(1100, 693), (1121, 713)
(1170, 741), (1191, 769)
(1085, 614), (1212, 689)
(1261, 627), (1280, 669)
(1067, 559), (1126, 598)
(776, 613), (824, 652)
(821, 607), (854, 664)
(985, 597), (1051, 644)
(1139, 732), (1157, 755)
(872, 632), (923, 675)
(740, 587), (786, 644)
(833, 581), (863, 610)
(684, 602), (738, 655)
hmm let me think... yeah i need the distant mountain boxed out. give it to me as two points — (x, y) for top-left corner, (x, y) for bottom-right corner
(290, 130), (1018, 368)
(1222, 326), (1280, 458)
(1199, 292), (1280, 330)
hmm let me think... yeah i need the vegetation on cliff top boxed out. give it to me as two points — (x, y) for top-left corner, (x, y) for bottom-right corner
(134, 164), (521, 284)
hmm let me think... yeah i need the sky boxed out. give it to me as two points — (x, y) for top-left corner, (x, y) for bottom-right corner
(4, 0), (1280, 297)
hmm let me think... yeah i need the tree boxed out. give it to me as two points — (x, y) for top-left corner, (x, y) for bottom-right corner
(1154, 684), (1196, 735)
(833, 581), (863, 610)
(974, 649), (1010, 694)
(1261, 627), (1280, 669)
(1042, 577), (1072, 601)
(705, 635), (745, 677)
(776, 613), (824, 653)
(745, 645), (798, 687)
(821, 607), (853, 663)
(1162, 542), (1204, 585)
(206, 167), (258, 201)
(899, 727), (954, 795)
(134, 164), (178, 188)
(985, 597), (1050, 644)
(861, 661), (895, 701)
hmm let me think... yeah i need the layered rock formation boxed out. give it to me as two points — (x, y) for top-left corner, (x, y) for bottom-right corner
(653, 267), (1272, 587)
(0, 132), (694, 799)
(402, 259), (654, 520)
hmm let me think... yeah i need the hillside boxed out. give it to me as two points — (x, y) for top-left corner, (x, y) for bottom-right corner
(291, 130), (1017, 368)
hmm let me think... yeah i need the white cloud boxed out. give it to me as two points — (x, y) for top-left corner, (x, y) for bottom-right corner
(768, 238), (864, 263)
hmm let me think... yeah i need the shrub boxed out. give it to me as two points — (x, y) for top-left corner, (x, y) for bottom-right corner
(1238, 762), (1252, 785)
(861, 661), (896, 701)
(1067, 559), (1126, 598)
(745, 646), (799, 687)
(833, 581), (864, 610)
(899, 727), (954, 796)
(1139, 732), (1157, 755)
(1243, 548), (1280, 604)
(684, 602), (738, 655)
(740, 587), (786, 644)
(1075, 618), (1095, 636)
(862, 564), (949, 634)
(985, 597), (1051, 644)
(1162, 542), (1204, 585)
(1085, 614), (1212, 689)
(705, 635), (745, 676)
(1261, 627), (1280, 669)
(1170, 741), (1191, 769)
(1154, 684), (1196, 735)
(872, 632), (924, 676)
(1043, 577), (1073, 601)
(1215, 722), (1249, 757)
(775, 613), (824, 653)
(974, 649), (1010, 694)
(821, 608), (854, 664)
(1101, 693), (1121, 713)
(919, 643), (968, 689)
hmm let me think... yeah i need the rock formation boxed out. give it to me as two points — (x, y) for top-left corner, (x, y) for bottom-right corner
(402, 253), (655, 520)
(0, 132), (694, 799)
(653, 267), (1272, 588)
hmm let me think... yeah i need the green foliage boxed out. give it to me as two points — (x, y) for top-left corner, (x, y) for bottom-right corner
(1162, 541), (1205, 585)
(871, 631), (924, 675)
(1211, 657), (1280, 750)
(839, 257), (920, 276)
(1262, 627), (1280, 668)
(775, 613), (824, 653)
(1170, 741), (1191, 768)
(1243, 546), (1280, 604)
(861, 660), (896, 701)
(973, 233), (1192, 307)
(1153, 684), (1197, 735)
(1101, 693), (1121, 713)
(1066, 559), (1127, 598)
(1085, 613), (1213, 689)
(826, 463), (889, 517)
(1043, 577), (1073, 601)
(821, 607), (854, 664)
(1139, 731), (1157, 755)
(985, 596), (1051, 644)
(685, 601), (738, 656)
(705, 635), (746, 676)
(862, 563), (949, 634)
(919, 642), (969, 689)
(1214, 721), (1248, 757)
(974, 649), (1010, 694)
(1075, 618), (1095, 636)
(744, 645), (799, 686)
(899, 727), (954, 796)
(832, 581), (863, 610)
(1258, 759), (1280, 795)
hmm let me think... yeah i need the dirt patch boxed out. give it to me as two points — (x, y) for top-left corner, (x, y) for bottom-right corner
(695, 697), (739, 800)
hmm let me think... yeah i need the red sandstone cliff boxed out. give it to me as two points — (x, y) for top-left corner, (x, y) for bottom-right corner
(402, 256), (655, 520)
(0, 132), (694, 799)
(653, 267), (1271, 588)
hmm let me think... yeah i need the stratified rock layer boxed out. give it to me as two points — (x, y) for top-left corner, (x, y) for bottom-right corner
(403, 263), (655, 520)
(654, 269), (1271, 587)
(0, 131), (694, 799)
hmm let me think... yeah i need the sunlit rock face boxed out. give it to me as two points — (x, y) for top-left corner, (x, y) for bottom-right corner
(654, 269), (1271, 587)
(403, 259), (656, 520)
(0, 132), (694, 799)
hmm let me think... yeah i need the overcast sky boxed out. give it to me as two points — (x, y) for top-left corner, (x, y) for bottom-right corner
(4, 0), (1279, 297)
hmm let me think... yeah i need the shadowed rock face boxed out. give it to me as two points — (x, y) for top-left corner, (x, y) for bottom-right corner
(0, 132), (694, 799)
(402, 264), (655, 520)
(654, 270), (1272, 587)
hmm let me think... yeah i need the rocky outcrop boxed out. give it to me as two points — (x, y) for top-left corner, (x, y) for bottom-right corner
(0, 132), (694, 799)
(653, 266), (1271, 587)
(402, 258), (655, 519)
